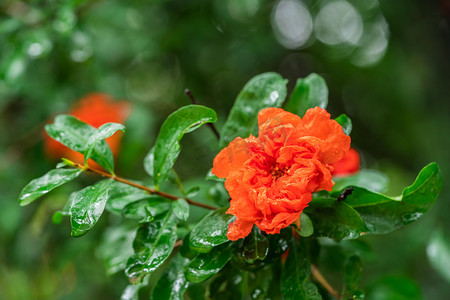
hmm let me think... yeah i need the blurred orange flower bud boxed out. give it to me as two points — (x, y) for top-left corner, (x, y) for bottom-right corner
(331, 147), (360, 176)
(44, 93), (131, 168)
(212, 107), (350, 241)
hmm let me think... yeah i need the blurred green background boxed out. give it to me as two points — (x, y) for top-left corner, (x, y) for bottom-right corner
(1, 0), (449, 299)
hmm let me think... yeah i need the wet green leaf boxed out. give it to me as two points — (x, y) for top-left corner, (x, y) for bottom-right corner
(125, 212), (177, 283)
(285, 73), (328, 117)
(346, 163), (442, 234)
(70, 179), (114, 237)
(152, 254), (190, 300)
(332, 169), (389, 194)
(189, 207), (235, 253)
(84, 122), (125, 169)
(153, 105), (217, 187)
(219, 72), (288, 148)
(335, 113), (352, 135)
(143, 146), (155, 177)
(427, 228), (450, 283)
(172, 198), (189, 221)
(281, 240), (322, 300)
(121, 276), (149, 300)
(295, 212), (314, 238)
(45, 115), (115, 172)
(19, 167), (83, 206)
(235, 227), (269, 264)
(122, 197), (171, 222)
(305, 198), (365, 240)
(185, 242), (236, 283)
(105, 182), (151, 215)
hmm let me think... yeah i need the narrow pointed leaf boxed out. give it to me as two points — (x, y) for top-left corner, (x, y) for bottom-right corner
(84, 122), (125, 167)
(189, 207), (235, 253)
(153, 105), (217, 186)
(152, 254), (190, 300)
(285, 73), (328, 117)
(219, 72), (288, 148)
(345, 162), (442, 234)
(19, 167), (83, 206)
(125, 212), (177, 283)
(185, 242), (236, 283)
(70, 179), (115, 237)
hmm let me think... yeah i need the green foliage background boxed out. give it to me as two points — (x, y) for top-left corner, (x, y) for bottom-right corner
(0, 0), (449, 299)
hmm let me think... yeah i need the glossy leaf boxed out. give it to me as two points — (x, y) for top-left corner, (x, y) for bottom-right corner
(105, 182), (151, 215)
(70, 179), (115, 237)
(143, 146), (155, 177)
(172, 198), (189, 221)
(153, 105), (217, 186)
(84, 122), (125, 169)
(152, 254), (190, 300)
(235, 226), (269, 264)
(125, 212), (177, 283)
(189, 207), (235, 253)
(346, 162), (442, 234)
(219, 72), (288, 148)
(335, 113), (352, 135)
(296, 212), (314, 238)
(305, 198), (365, 240)
(122, 197), (171, 222)
(427, 229), (450, 283)
(19, 167), (83, 206)
(281, 240), (322, 300)
(332, 169), (389, 194)
(285, 73), (328, 117)
(185, 242), (236, 283)
(45, 115), (115, 172)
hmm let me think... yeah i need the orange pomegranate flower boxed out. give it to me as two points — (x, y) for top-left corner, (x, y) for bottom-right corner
(44, 93), (131, 168)
(212, 107), (350, 240)
(331, 147), (360, 176)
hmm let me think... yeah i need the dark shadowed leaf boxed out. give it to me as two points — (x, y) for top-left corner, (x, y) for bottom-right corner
(189, 207), (235, 253)
(152, 254), (190, 300)
(19, 167), (83, 206)
(125, 212), (177, 283)
(219, 72), (288, 148)
(281, 240), (322, 300)
(153, 105), (217, 187)
(70, 179), (115, 237)
(234, 226), (269, 264)
(335, 113), (352, 135)
(345, 163), (442, 234)
(344, 255), (364, 296)
(284, 73), (328, 117)
(185, 242), (236, 283)
(84, 122), (125, 170)
(305, 198), (365, 240)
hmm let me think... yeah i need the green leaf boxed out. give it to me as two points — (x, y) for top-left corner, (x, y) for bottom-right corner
(19, 167), (83, 206)
(105, 182), (151, 215)
(97, 225), (136, 275)
(366, 275), (422, 300)
(70, 179), (115, 237)
(219, 72), (288, 148)
(125, 212), (177, 283)
(285, 73), (328, 117)
(45, 115), (115, 172)
(335, 113), (352, 135)
(84, 122), (125, 169)
(143, 146), (155, 177)
(121, 276), (149, 300)
(122, 197), (171, 222)
(189, 207), (235, 253)
(185, 242), (236, 283)
(305, 198), (365, 240)
(281, 240), (322, 300)
(293, 212), (314, 238)
(153, 105), (217, 187)
(172, 199), (189, 221)
(344, 255), (364, 295)
(346, 163), (442, 234)
(235, 226), (269, 264)
(152, 254), (190, 300)
(427, 228), (450, 283)
(332, 169), (389, 194)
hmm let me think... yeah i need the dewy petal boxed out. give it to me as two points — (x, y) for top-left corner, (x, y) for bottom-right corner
(302, 107), (351, 164)
(256, 211), (301, 234)
(227, 218), (254, 241)
(212, 136), (257, 178)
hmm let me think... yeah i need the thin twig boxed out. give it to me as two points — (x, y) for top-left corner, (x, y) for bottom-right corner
(311, 264), (341, 299)
(184, 89), (221, 140)
(71, 162), (217, 210)
(174, 239), (183, 248)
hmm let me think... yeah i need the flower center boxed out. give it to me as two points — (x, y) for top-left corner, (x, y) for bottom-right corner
(270, 165), (287, 180)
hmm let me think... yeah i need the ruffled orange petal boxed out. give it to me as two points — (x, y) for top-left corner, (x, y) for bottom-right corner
(227, 218), (254, 241)
(212, 136), (256, 178)
(302, 107), (350, 164)
(256, 211), (301, 234)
